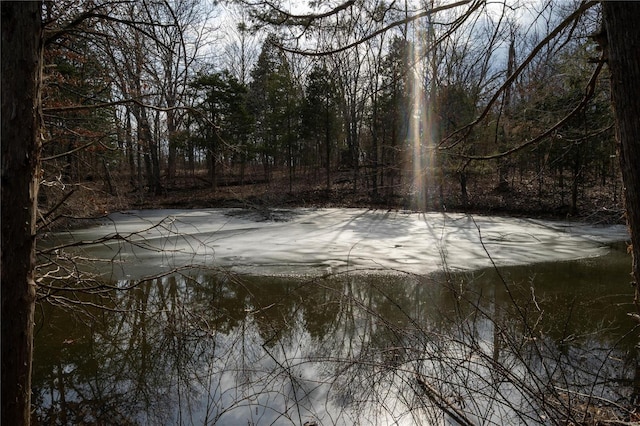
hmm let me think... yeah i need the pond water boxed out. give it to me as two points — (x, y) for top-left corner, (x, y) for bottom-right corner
(34, 208), (639, 425)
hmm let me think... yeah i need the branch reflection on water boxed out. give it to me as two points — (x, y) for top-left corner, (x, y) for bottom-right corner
(33, 249), (639, 425)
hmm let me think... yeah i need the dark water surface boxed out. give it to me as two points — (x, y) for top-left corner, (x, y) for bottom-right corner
(33, 246), (639, 425)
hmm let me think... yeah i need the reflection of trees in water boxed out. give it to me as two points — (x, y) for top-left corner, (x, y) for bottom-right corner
(33, 263), (639, 424)
(32, 281), (178, 425)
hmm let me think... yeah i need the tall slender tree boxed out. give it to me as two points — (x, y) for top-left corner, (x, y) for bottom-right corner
(303, 64), (341, 190)
(249, 34), (300, 184)
(378, 36), (412, 197)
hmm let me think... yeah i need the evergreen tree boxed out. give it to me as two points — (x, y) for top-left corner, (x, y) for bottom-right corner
(191, 70), (252, 188)
(302, 64), (341, 189)
(378, 37), (413, 196)
(248, 34), (301, 185)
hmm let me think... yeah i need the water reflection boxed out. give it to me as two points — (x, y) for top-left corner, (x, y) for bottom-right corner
(33, 248), (639, 425)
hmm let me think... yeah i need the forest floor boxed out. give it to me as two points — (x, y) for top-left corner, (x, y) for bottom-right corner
(38, 168), (626, 232)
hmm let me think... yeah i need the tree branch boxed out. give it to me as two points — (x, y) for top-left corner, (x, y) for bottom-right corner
(457, 58), (605, 160)
(441, 0), (599, 150)
(273, 0), (480, 57)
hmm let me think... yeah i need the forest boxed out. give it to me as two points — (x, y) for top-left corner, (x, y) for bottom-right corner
(36, 0), (622, 226)
(3, 1), (640, 425)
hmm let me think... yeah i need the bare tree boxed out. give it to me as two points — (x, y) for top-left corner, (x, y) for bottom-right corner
(223, 6), (260, 85)
(144, 0), (211, 182)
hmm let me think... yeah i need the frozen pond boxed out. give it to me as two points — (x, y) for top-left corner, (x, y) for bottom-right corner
(50, 208), (629, 278)
(34, 208), (638, 425)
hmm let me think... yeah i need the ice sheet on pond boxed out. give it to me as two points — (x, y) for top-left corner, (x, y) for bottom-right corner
(53, 208), (630, 279)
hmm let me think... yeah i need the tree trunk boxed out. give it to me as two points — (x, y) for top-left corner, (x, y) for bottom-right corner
(1, 2), (42, 424)
(136, 110), (162, 195)
(165, 55), (177, 183)
(325, 98), (332, 191)
(603, 2), (640, 310)
(125, 110), (136, 186)
(570, 144), (582, 216)
(166, 102), (177, 182)
(459, 171), (468, 207)
(149, 113), (162, 195)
